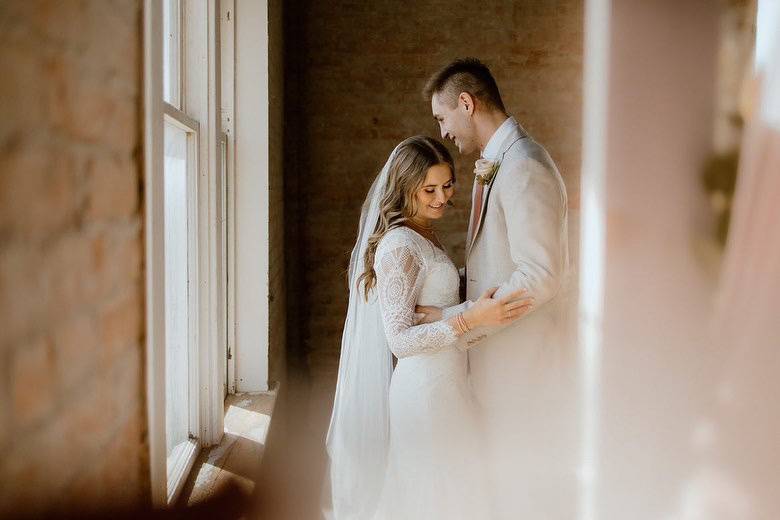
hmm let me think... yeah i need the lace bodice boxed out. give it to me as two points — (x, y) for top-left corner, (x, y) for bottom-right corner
(374, 227), (461, 359)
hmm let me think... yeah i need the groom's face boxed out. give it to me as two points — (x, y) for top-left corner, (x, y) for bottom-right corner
(431, 92), (479, 155)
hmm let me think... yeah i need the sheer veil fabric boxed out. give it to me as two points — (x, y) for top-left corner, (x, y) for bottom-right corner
(324, 146), (400, 520)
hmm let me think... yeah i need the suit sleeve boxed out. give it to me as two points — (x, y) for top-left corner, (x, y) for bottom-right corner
(494, 157), (567, 308)
(460, 158), (567, 349)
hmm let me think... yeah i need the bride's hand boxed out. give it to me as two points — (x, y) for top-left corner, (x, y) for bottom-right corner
(414, 305), (442, 324)
(463, 287), (533, 328)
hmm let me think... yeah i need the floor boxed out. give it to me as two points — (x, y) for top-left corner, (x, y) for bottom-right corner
(177, 388), (278, 507)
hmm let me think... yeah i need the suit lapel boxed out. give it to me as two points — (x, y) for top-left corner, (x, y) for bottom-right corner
(466, 124), (528, 261)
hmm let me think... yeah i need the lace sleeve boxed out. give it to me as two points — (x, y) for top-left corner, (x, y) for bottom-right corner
(375, 240), (458, 358)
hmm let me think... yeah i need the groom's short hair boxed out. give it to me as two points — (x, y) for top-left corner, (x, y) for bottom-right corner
(424, 58), (506, 113)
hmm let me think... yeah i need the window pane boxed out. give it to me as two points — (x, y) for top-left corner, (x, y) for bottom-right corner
(756, 0), (780, 72)
(164, 120), (190, 464)
(163, 0), (181, 107)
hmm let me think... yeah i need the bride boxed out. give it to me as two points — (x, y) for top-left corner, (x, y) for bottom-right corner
(325, 136), (532, 519)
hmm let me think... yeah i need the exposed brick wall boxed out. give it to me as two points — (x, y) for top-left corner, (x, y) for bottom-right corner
(283, 1), (583, 389)
(268, 0), (287, 388)
(0, 1), (146, 514)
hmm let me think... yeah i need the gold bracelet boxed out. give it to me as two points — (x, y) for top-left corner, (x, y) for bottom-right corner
(461, 312), (472, 332)
(453, 313), (463, 334)
(456, 312), (471, 334)
(453, 313), (464, 334)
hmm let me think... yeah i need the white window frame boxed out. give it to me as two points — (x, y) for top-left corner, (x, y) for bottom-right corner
(162, 102), (201, 504)
(163, 0), (183, 109)
(232, 0), (270, 393)
(220, 0), (238, 395)
(218, 130), (235, 396)
(144, 0), (231, 507)
(143, 0), (167, 507)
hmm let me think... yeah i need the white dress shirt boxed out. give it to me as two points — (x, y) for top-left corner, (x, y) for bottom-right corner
(481, 116), (516, 161)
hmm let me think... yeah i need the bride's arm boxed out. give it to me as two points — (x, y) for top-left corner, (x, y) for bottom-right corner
(375, 243), (464, 358)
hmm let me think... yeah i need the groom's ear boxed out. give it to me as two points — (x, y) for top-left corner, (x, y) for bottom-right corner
(458, 92), (476, 116)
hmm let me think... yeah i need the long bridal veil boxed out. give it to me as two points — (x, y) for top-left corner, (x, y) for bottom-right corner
(323, 146), (399, 520)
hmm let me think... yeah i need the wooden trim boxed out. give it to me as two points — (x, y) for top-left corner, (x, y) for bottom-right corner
(220, 0), (237, 395)
(143, 0), (168, 507)
(164, 101), (200, 133)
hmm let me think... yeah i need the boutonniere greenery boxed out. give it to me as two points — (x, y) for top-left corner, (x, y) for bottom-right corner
(474, 158), (500, 186)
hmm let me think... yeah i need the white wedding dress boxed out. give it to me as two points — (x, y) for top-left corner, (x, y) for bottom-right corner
(369, 226), (490, 520)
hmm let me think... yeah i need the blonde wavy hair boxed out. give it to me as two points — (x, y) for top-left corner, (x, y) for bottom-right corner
(357, 136), (455, 298)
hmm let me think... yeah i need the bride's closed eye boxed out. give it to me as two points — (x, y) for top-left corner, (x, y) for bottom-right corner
(425, 182), (453, 194)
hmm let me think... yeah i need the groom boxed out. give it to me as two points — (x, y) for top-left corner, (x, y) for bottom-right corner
(419, 58), (575, 518)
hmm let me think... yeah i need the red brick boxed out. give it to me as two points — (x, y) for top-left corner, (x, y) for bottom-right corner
(85, 226), (143, 303)
(101, 345), (142, 431)
(0, 424), (64, 516)
(84, 154), (140, 222)
(46, 52), (132, 146)
(10, 336), (55, 432)
(96, 411), (144, 506)
(0, 45), (48, 143)
(97, 283), (143, 371)
(43, 232), (93, 317)
(24, 0), (91, 49)
(54, 312), (99, 393)
(0, 355), (9, 450)
(59, 377), (114, 462)
(0, 244), (47, 345)
(105, 100), (140, 153)
(0, 139), (81, 242)
(80, 1), (140, 86)
(0, 1), (146, 513)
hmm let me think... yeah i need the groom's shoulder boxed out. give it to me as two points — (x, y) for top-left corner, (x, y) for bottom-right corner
(502, 141), (559, 179)
(506, 137), (556, 166)
(498, 141), (565, 200)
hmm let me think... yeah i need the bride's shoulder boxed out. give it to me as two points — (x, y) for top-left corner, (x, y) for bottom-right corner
(376, 226), (423, 255)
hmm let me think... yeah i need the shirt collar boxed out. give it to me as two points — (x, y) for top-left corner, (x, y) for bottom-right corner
(481, 116), (516, 161)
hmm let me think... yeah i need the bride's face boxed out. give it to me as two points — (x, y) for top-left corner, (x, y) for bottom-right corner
(414, 163), (455, 221)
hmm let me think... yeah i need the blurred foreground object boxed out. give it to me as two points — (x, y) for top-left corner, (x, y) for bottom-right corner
(669, 3), (780, 517)
(4, 480), (249, 520)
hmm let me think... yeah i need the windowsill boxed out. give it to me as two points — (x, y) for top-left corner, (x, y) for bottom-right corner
(176, 384), (279, 506)
(167, 438), (200, 504)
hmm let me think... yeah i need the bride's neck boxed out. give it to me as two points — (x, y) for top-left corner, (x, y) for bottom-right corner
(407, 216), (433, 230)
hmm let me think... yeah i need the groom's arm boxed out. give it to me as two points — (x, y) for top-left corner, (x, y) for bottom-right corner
(461, 158), (566, 349)
(493, 157), (567, 308)
(433, 159), (566, 335)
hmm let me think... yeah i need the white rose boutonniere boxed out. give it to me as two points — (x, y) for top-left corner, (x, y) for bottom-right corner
(474, 158), (500, 186)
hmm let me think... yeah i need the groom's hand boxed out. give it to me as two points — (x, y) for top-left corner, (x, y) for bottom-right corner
(414, 305), (442, 324)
